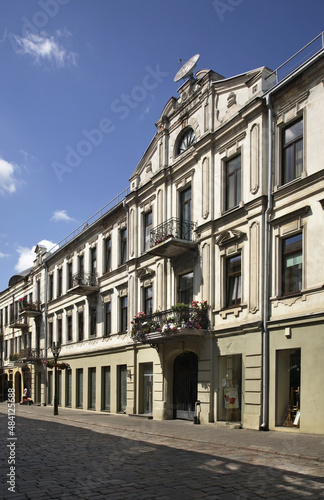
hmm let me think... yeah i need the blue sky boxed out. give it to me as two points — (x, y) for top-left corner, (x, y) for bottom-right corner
(0, 0), (323, 291)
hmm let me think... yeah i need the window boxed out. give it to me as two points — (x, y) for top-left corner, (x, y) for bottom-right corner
(78, 255), (84, 275)
(104, 237), (112, 273)
(57, 269), (62, 297)
(117, 364), (127, 412)
(76, 369), (83, 408)
(57, 318), (62, 345)
(78, 311), (84, 341)
(144, 211), (152, 251)
(49, 274), (53, 301)
(105, 302), (111, 336)
(65, 369), (72, 407)
(177, 128), (195, 155)
(120, 296), (128, 333)
(91, 246), (97, 275)
(88, 367), (96, 410)
(281, 233), (302, 296)
(282, 118), (303, 185)
(89, 305), (97, 337)
(180, 187), (192, 240)
(67, 263), (73, 290)
(144, 286), (153, 316)
(226, 155), (241, 211)
(48, 322), (53, 347)
(178, 272), (193, 304)
(67, 315), (72, 342)
(102, 366), (111, 411)
(120, 228), (127, 264)
(226, 254), (242, 307)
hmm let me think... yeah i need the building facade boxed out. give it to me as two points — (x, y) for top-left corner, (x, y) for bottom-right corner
(1, 36), (323, 434)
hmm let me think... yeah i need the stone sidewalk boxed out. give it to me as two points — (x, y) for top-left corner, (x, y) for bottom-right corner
(1, 403), (323, 462)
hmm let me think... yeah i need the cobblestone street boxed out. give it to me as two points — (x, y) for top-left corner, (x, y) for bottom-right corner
(1, 405), (324, 499)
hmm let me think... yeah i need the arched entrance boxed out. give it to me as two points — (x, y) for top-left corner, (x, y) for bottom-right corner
(173, 352), (198, 420)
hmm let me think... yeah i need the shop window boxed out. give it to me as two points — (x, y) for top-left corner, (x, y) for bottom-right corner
(65, 369), (72, 407)
(218, 354), (242, 422)
(117, 364), (127, 413)
(76, 368), (83, 408)
(282, 118), (303, 185)
(281, 233), (302, 296)
(88, 367), (96, 410)
(102, 366), (111, 411)
(276, 349), (301, 427)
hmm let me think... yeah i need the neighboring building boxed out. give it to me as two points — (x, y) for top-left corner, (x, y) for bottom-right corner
(1, 35), (323, 434)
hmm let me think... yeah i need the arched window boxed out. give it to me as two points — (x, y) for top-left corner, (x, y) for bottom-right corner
(177, 128), (195, 155)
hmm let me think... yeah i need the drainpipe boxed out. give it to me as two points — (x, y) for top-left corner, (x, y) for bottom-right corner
(260, 94), (273, 430)
(43, 260), (48, 406)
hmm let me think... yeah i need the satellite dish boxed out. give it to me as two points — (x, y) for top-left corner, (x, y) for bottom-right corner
(174, 54), (200, 82)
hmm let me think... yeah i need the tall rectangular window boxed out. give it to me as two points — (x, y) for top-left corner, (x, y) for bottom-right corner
(118, 364), (127, 413)
(48, 322), (53, 348)
(104, 237), (112, 273)
(282, 118), (303, 185)
(67, 262), (73, 290)
(105, 302), (111, 336)
(90, 306), (97, 337)
(120, 296), (128, 333)
(102, 366), (111, 411)
(226, 254), (242, 307)
(88, 367), (96, 410)
(57, 318), (62, 345)
(180, 187), (192, 240)
(57, 269), (62, 297)
(78, 311), (84, 341)
(226, 155), (241, 210)
(91, 246), (97, 275)
(65, 369), (72, 407)
(120, 228), (127, 264)
(144, 286), (153, 316)
(76, 369), (83, 408)
(282, 233), (302, 296)
(178, 272), (193, 304)
(144, 211), (152, 251)
(67, 315), (72, 342)
(49, 274), (53, 301)
(78, 255), (84, 275)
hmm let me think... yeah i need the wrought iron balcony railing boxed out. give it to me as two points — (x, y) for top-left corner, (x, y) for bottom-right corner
(150, 218), (197, 247)
(14, 348), (44, 360)
(71, 272), (98, 288)
(131, 303), (209, 343)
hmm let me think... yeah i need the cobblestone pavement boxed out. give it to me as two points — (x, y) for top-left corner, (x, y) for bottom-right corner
(0, 406), (324, 499)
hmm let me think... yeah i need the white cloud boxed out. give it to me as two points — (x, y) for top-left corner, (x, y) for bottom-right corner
(51, 209), (76, 222)
(0, 251), (10, 258)
(15, 239), (57, 272)
(10, 31), (77, 68)
(0, 158), (19, 195)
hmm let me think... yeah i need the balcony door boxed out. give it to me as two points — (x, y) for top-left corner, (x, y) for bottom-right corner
(180, 187), (192, 240)
(173, 352), (198, 421)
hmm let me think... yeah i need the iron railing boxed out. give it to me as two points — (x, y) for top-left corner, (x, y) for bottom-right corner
(150, 218), (197, 247)
(18, 348), (43, 360)
(71, 272), (98, 288)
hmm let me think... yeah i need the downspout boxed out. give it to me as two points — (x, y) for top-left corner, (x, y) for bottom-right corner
(43, 260), (48, 406)
(260, 94), (273, 429)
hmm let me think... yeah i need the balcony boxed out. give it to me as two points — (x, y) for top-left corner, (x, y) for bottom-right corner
(9, 316), (28, 329)
(148, 218), (198, 258)
(19, 300), (42, 317)
(11, 348), (43, 363)
(131, 302), (209, 345)
(68, 272), (99, 296)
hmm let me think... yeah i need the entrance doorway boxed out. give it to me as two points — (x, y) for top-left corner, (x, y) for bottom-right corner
(276, 348), (301, 427)
(140, 363), (153, 415)
(173, 352), (198, 420)
(14, 371), (22, 403)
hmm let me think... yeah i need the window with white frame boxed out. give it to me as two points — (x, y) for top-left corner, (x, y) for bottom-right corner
(281, 233), (302, 296)
(144, 211), (152, 252)
(225, 155), (241, 211)
(226, 254), (242, 307)
(282, 118), (303, 185)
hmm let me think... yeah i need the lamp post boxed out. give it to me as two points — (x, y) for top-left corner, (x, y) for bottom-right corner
(51, 342), (61, 415)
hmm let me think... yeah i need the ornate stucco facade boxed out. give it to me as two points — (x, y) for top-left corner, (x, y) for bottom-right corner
(1, 37), (323, 434)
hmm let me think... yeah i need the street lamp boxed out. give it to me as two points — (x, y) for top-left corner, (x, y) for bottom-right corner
(51, 342), (61, 415)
